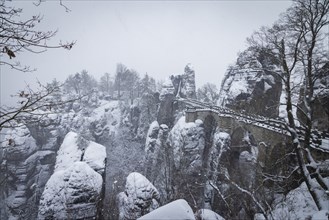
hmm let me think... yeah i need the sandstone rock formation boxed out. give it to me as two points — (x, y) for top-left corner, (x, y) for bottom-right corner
(38, 131), (106, 219)
(117, 172), (160, 220)
(219, 48), (282, 118)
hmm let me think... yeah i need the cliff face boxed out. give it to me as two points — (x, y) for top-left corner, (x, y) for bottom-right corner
(117, 172), (160, 220)
(0, 117), (61, 220)
(38, 132), (106, 219)
(219, 48), (282, 118)
(158, 64), (197, 127)
(143, 116), (233, 214)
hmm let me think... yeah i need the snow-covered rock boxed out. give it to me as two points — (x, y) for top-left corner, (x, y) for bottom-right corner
(219, 47), (282, 117)
(118, 172), (160, 220)
(195, 209), (225, 220)
(158, 64), (197, 126)
(269, 179), (329, 220)
(311, 210), (329, 220)
(138, 199), (195, 220)
(55, 131), (106, 174)
(160, 77), (175, 101)
(83, 141), (107, 174)
(38, 162), (103, 219)
(166, 116), (206, 209)
(1, 124), (60, 220)
(54, 131), (82, 171)
(37, 130), (107, 219)
(143, 121), (170, 200)
(168, 116), (205, 171)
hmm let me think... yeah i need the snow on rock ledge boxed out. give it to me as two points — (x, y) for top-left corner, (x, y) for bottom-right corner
(55, 131), (106, 174)
(38, 162), (103, 219)
(54, 132), (82, 172)
(118, 172), (160, 220)
(138, 199), (195, 220)
(38, 131), (107, 219)
(167, 116), (204, 171)
(195, 209), (225, 220)
(83, 141), (107, 174)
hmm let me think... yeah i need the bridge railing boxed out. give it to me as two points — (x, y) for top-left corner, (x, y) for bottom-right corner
(178, 98), (329, 152)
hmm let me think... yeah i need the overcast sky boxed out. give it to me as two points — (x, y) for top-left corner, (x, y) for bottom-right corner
(0, 0), (292, 106)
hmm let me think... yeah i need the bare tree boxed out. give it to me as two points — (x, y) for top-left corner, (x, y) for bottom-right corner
(126, 69), (140, 104)
(114, 63), (129, 99)
(197, 83), (220, 105)
(99, 72), (114, 97)
(0, 1), (75, 72)
(248, 0), (329, 210)
(0, 82), (85, 132)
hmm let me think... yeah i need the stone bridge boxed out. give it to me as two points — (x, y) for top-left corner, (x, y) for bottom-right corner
(178, 98), (329, 160)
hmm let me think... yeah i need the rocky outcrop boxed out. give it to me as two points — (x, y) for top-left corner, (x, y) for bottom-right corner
(130, 93), (159, 140)
(138, 199), (195, 220)
(157, 64), (197, 127)
(117, 172), (160, 220)
(38, 162), (103, 220)
(142, 116), (233, 214)
(167, 117), (206, 209)
(177, 64), (197, 99)
(0, 119), (61, 220)
(144, 121), (169, 186)
(38, 131), (107, 219)
(219, 48), (282, 118)
(195, 209), (225, 220)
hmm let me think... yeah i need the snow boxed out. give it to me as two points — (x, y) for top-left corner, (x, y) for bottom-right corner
(118, 172), (160, 219)
(265, 74), (275, 84)
(125, 172), (160, 201)
(38, 161), (103, 219)
(264, 81), (272, 92)
(228, 75), (249, 98)
(168, 116), (203, 168)
(91, 100), (121, 134)
(92, 100), (120, 120)
(321, 139), (329, 150)
(54, 131), (82, 172)
(270, 179), (329, 220)
(195, 119), (203, 126)
(196, 209), (225, 220)
(174, 116), (198, 130)
(185, 63), (194, 72)
(38, 129), (106, 219)
(160, 77), (175, 100)
(145, 121), (160, 151)
(279, 85), (287, 120)
(138, 199), (195, 220)
(216, 132), (230, 140)
(311, 210), (329, 220)
(55, 131), (107, 174)
(2, 124), (33, 147)
(83, 141), (107, 174)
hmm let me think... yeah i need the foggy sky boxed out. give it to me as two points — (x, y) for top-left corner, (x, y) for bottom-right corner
(0, 1), (292, 106)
